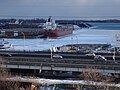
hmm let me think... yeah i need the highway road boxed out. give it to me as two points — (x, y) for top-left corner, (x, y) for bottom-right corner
(0, 51), (120, 63)
(0, 51), (120, 65)
(0, 51), (120, 75)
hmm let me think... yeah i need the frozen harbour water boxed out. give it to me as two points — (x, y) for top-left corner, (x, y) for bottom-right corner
(5, 28), (120, 51)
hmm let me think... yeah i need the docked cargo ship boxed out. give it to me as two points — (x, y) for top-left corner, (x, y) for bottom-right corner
(43, 16), (74, 38)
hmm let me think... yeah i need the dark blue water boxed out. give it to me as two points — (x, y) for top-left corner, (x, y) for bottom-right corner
(89, 22), (120, 30)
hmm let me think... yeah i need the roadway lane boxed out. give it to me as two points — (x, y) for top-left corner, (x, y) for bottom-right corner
(0, 51), (120, 64)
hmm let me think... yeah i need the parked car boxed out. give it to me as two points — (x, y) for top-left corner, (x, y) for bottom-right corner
(52, 54), (63, 59)
(94, 55), (107, 62)
(85, 53), (95, 56)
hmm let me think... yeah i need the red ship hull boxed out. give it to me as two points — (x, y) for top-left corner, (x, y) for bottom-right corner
(44, 25), (73, 38)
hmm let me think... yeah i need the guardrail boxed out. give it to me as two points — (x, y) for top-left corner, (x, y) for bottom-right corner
(1, 57), (120, 73)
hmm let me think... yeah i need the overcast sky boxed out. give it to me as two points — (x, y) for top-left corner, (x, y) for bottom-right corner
(0, 0), (120, 19)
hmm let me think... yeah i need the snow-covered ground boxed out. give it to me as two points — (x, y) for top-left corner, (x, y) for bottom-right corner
(8, 76), (120, 88)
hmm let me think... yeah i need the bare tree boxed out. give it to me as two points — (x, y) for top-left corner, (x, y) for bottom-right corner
(81, 65), (118, 90)
(0, 57), (19, 90)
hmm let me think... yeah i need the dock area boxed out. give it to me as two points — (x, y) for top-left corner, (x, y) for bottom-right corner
(58, 44), (113, 53)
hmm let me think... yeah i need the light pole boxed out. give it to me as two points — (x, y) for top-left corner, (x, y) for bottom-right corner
(76, 36), (79, 51)
(71, 37), (73, 49)
(76, 36), (78, 45)
(21, 32), (25, 49)
(50, 47), (53, 61)
(113, 34), (118, 63)
(113, 46), (116, 63)
(50, 44), (54, 61)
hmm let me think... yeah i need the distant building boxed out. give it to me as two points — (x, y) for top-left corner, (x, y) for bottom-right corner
(0, 28), (44, 38)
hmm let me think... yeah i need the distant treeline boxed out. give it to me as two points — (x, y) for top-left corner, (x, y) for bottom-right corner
(0, 18), (120, 24)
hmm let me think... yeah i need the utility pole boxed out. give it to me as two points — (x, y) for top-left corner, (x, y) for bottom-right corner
(21, 32), (25, 49)
(113, 46), (116, 63)
(50, 47), (53, 61)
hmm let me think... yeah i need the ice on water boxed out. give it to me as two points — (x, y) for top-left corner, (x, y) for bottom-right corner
(6, 28), (119, 51)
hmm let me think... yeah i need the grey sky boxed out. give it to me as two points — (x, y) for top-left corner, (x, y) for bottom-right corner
(0, 0), (120, 18)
